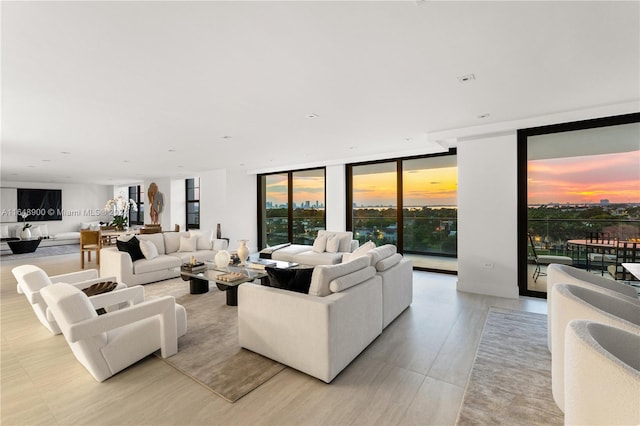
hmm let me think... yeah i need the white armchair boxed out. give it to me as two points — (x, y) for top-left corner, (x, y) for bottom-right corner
(546, 263), (639, 351)
(40, 283), (187, 382)
(12, 265), (124, 334)
(564, 320), (640, 425)
(550, 283), (640, 412)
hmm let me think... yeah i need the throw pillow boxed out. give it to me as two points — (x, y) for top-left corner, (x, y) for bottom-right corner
(350, 240), (376, 260)
(116, 236), (145, 261)
(178, 236), (197, 252)
(312, 234), (328, 253)
(139, 239), (159, 260)
(189, 230), (213, 250)
(265, 267), (314, 294)
(325, 233), (340, 253)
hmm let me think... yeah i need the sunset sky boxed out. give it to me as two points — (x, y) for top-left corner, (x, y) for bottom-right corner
(528, 150), (640, 204)
(353, 167), (458, 206)
(266, 149), (639, 208)
(265, 173), (325, 205)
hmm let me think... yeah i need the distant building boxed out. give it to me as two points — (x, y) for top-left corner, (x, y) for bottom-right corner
(600, 199), (610, 206)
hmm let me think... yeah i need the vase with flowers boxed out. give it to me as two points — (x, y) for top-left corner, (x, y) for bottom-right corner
(105, 193), (138, 231)
(21, 223), (32, 240)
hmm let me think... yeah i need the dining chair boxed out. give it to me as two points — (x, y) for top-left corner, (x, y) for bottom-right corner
(527, 233), (572, 282)
(80, 229), (101, 268)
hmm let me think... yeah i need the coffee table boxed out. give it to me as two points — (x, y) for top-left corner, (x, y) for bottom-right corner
(7, 238), (41, 254)
(177, 263), (268, 306)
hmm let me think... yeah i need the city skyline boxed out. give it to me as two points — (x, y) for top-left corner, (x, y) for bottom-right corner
(528, 150), (640, 204)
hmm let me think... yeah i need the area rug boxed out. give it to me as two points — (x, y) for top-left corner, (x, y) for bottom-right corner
(0, 244), (80, 260)
(144, 278), (285, 403)
(456, 307), (564, 425)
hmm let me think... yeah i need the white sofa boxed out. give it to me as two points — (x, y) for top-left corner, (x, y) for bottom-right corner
(100, 231), (228, 286)
(238, 246), (413, 383)
(350, 244), (414, 329)
(265, 230), (359, 266)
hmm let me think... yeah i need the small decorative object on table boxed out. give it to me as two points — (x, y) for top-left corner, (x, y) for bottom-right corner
(214, 250), (231, 268)
(21, 223), (32, 240)
(181, 262), (205, 273)
(237, 240), (249, 265)
(217, 272), (246, 283)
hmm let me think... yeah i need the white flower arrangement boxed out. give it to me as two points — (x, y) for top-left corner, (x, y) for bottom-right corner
(105, 192), (138, 229)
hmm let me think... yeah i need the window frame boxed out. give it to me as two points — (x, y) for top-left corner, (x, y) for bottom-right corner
(517, 112), (640, 298)
(257, 167), (326, 249)
(185, 177), (200, 230)
(346, 149), (458, 268)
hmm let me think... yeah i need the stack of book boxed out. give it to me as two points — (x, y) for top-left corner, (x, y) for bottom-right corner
(181, 262), (206, 273)
(246, 258), (277, 270)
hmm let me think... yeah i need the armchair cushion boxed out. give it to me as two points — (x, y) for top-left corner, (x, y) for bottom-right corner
(350, 241), (375, 260)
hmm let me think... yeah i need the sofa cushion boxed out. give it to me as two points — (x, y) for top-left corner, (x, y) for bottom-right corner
(264, 267), (314, 294)
(350, 241), (375, 260)
(163, 231), (189, 254)
(368, 244), (397, 266)
(312, 234), (327, 253)
(116, 236), (145, 261)
(308, 256), (370, 297)
(133, 255), (182, 274)
(139, 239), (159, 260)
(375, 253), (402, 272)
(189, 230), (213, 250)
(137, 233), (166, 255)
(329, 266), (375, 293)
(178, 236), (197, 252)
(317, 230), (353, 253)
(168, 250), (215, 264)
(295, 251), (343, 266)
(325, 234), (341, 253)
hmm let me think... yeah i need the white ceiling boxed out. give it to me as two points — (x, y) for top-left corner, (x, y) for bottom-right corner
(1, 1), (638, 185)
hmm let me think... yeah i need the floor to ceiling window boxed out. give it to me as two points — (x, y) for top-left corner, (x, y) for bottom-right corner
(258, 168), (326, 248)
(350, 161), (398, 246)
(347, 150), (457, 272)
(518, 113), (640, 297)
(186, 178), (200, 230)
(128, 185), (144, 226)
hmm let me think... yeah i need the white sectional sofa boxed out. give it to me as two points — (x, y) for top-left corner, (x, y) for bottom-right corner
(100, 231), (228, 286)
(264, 230), (359, 265)
(238, 244), (413, 383)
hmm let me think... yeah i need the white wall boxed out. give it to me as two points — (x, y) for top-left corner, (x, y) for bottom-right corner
(325, 165), (347, 231)
(1, 181), (112, 235)
(456, 133), (519, 299)
(199, 169), (257, 252)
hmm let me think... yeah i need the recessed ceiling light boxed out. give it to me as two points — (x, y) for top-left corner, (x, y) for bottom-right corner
(348, 146), (356, 150)
(404, 138), (412, 142)
(457, 74), (475, 83)
(222, 135), (232, 139)
(168, 149), (176, 152)
(60, 151), (71, 154)
(306, 113), (319, 119)
(123, 160), (130, 163)
(42, 159), (51, 162)
(477, 113), (491, 119)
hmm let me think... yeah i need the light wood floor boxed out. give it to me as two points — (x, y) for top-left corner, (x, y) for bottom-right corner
(1, 253), (546, 425)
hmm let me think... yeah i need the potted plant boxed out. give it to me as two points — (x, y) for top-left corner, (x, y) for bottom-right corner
(105, 193), (138, 231)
